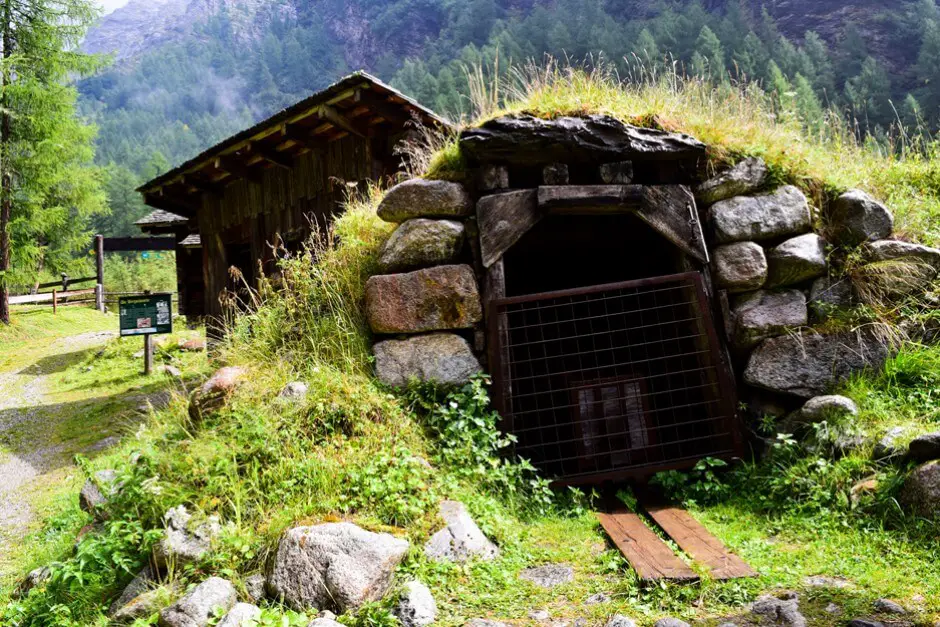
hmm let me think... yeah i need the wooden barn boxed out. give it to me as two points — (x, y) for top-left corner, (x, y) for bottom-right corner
(137, 72), (447, 322)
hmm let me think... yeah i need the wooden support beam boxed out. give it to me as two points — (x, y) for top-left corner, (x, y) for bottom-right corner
(318, 104), (369, 138)
(103, 237), (177, 252)
(283, 122), (325, 152)
(145, 191), (199, 217)
(249, 141), (293, 169)
(183, 174), (223, 195)
(215, 156), (263, 183)
(358, 96), (412, 126)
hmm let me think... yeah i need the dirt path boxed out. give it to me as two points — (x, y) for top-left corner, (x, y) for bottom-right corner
(0, 331), (115, 554)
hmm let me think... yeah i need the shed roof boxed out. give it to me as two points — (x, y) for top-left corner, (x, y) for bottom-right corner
(135, 209), (189, 228)
(138, 72), (448, 217)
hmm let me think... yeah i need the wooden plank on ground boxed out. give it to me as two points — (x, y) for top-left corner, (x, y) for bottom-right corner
(597, 508), (698, 582)
(645, 504), (757, 580)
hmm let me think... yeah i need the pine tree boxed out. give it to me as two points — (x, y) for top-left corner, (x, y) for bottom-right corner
(0, 0), (107, 324)
(693, 25), (725, 81)
(916, 18), (940, 121)
(844, 56), (892, 128)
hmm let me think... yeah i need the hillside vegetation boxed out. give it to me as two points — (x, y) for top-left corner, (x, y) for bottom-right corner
(3, 68), (939, 627)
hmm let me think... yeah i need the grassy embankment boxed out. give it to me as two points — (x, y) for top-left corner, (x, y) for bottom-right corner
(2, 65), (939, 627)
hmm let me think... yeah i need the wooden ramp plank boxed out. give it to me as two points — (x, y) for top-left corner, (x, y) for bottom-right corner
(597, 509), (698, 582)
(645, 505), (757, 580)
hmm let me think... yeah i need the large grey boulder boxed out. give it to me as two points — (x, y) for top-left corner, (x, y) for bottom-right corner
(829, 190), (894, 245)
(799, 395), (859, 424)
(189, 367), (248, 422)
(708, 186), (812, 244)
(459, 114), (706, 166)
(695, 157), (769, 205)
(908, 433), (940, 463)
(378, 219), (465, 273)
(866, 239), (940, 271)
(158, 577), (237, 627)
(374, 333), (482, 388)
(732, 290), (807, 349)
(267, 522), (410, 612)
(153, 506), (221, 569)
(217, 603), (262, 627)
(425, 500), (498, 562)
(809, 276), (855, 320)
(901, 461), (940, 518)
(79, 469), (120, 518)
(377, 179), (473, 223)
(744, 331), (890, 398)
(365, 265), (482, 335)
(395, 580), (438, 627)
(713, 242), (767, 293)
(766, 234), (827, 287)
(519, 564), (574, 588)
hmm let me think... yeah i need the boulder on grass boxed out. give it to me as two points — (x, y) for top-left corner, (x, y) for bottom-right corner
(153, 506), (221, 569)
(377, 179), (473, 223)
(217, 603), (263, 627)
(108, 566), (156, 617)
(519, 564), (574, 588)
(158, 577), (237, 627)
(374, 333), (482, 388)
(694, 157), (769, 205)
(708, 186), (811, 244)
(365, 265), (482, 335)
(908, 432), (940, 463)
(744, 331), (889, 399)
(188, 367), (248, 422)
(873, 427), (907, 460)
(79, 469), (120, 518)
(799, 395), (859, 424)
(900, 461), (940, 519)
(732, 290), (807, 350)
(13, 566), (50, 599)
(395, 580), (438, 627)
(267, 522), (410, 613)
(829, 190), (894, 245)
(279, 381), (309, 400)
(866, 239), (940, 272)
(377, 219), (465, 274)
(809, 276), (855, 320)
(713, 242), (767, 293)
(425, 501), (498, 562)
(766, 234), (827, 287)
(113, 586), (175, 624)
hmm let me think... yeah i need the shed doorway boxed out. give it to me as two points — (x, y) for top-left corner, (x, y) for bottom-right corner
(490, 214), (738, 485)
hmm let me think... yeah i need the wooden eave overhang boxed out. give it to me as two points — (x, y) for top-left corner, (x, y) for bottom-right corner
(137, 72), (450, 217)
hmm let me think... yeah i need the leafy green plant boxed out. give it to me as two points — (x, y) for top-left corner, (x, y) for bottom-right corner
(650, 457), (730, 505)
(347, 446), (440, 526)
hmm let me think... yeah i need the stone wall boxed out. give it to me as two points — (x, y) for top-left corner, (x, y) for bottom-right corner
(364, 114), (940, 432)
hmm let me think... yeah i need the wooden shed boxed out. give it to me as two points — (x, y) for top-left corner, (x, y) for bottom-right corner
(138, 72), (447, 323)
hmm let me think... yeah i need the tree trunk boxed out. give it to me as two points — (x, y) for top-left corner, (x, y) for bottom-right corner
(0, 0), (10, 325)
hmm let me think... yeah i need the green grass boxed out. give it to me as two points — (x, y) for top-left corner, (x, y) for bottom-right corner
(0, 307), (112, 372)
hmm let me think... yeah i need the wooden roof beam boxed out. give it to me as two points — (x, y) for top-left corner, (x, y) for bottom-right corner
(283, 122), (324, 152)
(145, 190), (199, 217)
(249, 141), (293, 169)
(318, 104), (369, 139)
(215, 155), (263, 183)
(184, 174), (224, 195)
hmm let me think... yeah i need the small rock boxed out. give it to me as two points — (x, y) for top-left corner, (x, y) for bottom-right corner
(829, 190), (894, 245)
(709, 185), (811, 244)
(695, 157), (769, 205)
(543, 163), (570, 185)
(873, 427), (906, 460)
(713, 242), (768, 293)
(873, 599), (906, 615)
(318, 611), (338, 620)
(751, 594), (806, 627)
(604, 616), (637, 627)
(848, 620), (884, 627)
(109, 566), (156, 616)
(732, 289), (807, 349)
(160, 365), (183, 378)
(180, 338), (206, 352)
(479, 164), (509, 191)
(188, 366), (248, 422)
(799, 395), (859, 424)
(824, 603), (841, 614)
(217, 603), (262, 627)
(395, 581), (438, 627)
(268, 522), (410, 612)
(529, 610), (551, 621)
(464, 621), (508, 627)
(153, 505), (221, 569)
(378, 219), (465, 273)
(599, 161), (634, 184)
(79, 469), (119, 517)
(900, 461), (940, 518)
(377, 179), (473, 223)
(279, 381), (309, 400)
(113, 586), (173, 624)
(425, 500), (499, 562)
(133, 350), (145, 358)
(653, 619), (690, 627)
(14, 566), (50, 598)
(717, 623), (739, 627)
(244, 573), (266, 603)
(308, 619), (345, 627)
(373, 333), (482, 388)
(519, 564), (574, 588)
(809, 276), (855, 320)
(158, 577), (237, 627)
(833, 433), (867, 457)
(766, 233), (828, 288)
(850, 478), (880, 504)
(908, 432), (940, 463)
(585, 592), (611, 605)
(803, 575), (855, 589)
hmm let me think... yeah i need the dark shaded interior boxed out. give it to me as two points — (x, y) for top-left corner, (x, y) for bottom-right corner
(496, 214), (735, 484)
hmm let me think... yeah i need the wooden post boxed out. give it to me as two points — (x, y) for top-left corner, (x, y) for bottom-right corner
(52, 289), (57, 314)
(95, 234), (105, 313)
(144, 334), (153, 375)
(61, 273), (69, 292)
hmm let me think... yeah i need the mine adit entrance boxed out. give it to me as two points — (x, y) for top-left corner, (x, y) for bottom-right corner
(487, 204), (740, 487)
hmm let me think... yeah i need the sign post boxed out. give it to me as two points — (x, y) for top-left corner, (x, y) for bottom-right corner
(119, 293), (173, 375)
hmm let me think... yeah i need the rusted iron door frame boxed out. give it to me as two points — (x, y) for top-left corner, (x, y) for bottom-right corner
(488, 271), (741, 485)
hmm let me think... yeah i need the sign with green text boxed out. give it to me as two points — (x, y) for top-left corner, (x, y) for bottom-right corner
(119, 294), (173, 337)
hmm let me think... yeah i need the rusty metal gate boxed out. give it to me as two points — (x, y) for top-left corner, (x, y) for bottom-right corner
(489, 272), (739, 485)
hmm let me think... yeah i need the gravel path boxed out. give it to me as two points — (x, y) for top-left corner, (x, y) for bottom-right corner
(0, 331), (115, 554)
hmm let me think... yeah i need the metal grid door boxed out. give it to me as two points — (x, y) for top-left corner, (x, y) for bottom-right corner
(489, 272), (739, 485)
